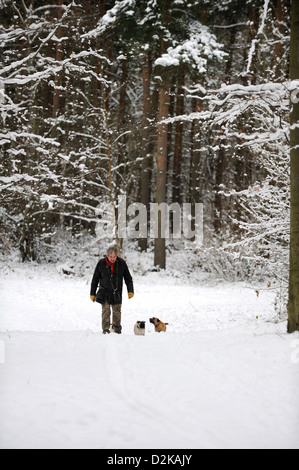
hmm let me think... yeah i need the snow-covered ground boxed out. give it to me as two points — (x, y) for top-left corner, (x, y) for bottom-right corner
(0, 256), (298, 449)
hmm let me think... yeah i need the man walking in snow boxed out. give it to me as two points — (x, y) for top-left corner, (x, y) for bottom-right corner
(90, 245), (134, 334)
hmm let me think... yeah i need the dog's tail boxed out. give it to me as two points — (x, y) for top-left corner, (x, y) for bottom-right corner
(165, 323), (169, 325)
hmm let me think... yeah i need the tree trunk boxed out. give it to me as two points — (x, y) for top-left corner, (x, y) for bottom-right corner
(116, 57), (128, 204)
(99, 60), (119, 249)
(154, 81), (169, 269)
(139, 51), (152, 251)
(214, 145), (225, 233)
(20, 197), (36, 262)
(273, 0), (286, 81)
(189, 97), (203, 238)
(189, 98), (201, 205)
(288, 0), (299, 333)
(172, 64), (185, 205)
(52, 0), (64, 119)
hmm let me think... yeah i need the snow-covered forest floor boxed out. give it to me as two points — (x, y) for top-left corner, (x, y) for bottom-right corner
(0, 249), (298, 449)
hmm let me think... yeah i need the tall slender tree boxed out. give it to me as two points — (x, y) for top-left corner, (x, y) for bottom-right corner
(172, 63), (185, 205)
(153, 0), (172, 269)
(288, 0), (299, 333)
(154, 79), (170, 269)
(139, 50), (153, 252)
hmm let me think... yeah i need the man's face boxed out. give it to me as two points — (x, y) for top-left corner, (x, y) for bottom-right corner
(108, 251), (117, 263)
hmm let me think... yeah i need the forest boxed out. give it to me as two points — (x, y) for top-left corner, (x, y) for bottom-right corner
(2, 1), (299, 450)
(0, 0), (296, 320)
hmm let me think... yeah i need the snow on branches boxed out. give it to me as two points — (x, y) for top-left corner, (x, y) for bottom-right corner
(155, 21), (227, 72)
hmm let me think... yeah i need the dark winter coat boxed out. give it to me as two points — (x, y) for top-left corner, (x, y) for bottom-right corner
(90, 257), (134, 305)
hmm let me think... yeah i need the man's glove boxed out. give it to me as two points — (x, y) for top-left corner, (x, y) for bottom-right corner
(128, 292), (134, 299)
(90, 295), (96, 302)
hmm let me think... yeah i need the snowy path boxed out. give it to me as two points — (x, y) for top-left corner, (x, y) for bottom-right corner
(0, 263), (298, 449)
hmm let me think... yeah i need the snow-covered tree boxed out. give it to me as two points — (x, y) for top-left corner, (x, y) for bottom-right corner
(0, 0), (292, 286)
(288, 0), (299, 333)
(0, 1), (115, 259)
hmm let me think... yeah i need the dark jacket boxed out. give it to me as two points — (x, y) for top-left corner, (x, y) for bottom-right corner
(90, 257), (134, 305)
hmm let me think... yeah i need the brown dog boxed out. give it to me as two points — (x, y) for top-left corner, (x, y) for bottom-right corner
(149, 317), (168, 333)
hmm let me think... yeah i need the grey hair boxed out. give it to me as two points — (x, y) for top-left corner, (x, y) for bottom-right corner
(107, 244), (119, 256)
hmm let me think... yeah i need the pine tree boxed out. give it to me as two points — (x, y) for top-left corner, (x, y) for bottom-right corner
(288, 0), (299, 333)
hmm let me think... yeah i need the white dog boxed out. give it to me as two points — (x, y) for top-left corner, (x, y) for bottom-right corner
(134, 321), (146, 336)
